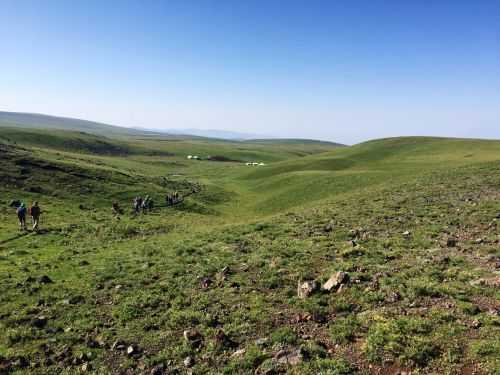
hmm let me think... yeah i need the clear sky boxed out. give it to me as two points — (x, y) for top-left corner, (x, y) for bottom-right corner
(1, 0), (499, 143)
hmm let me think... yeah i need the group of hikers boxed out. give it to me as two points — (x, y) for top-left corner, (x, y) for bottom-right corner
(111, 191), (182, 218)
(132, 195), (154, 214)
(10, 190), (184, 230)
(166, 191), (181, 206)
(9, 200), (41, 231)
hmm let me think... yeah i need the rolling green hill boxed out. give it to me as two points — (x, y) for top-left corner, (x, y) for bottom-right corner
(0, 131), (499, 374)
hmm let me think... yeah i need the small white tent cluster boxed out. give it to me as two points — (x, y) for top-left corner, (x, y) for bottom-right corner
(187, 155), (201, 160)
(246, 162), (266, 166)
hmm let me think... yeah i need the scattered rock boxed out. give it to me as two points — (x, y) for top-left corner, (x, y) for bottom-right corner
(183, 329), (203, 348)
(471, 276), (500, 288)
(231, 348), (246, 358)
(471, 319), (481, 329)
(323, 222), (334, 232)
(297, 280), (318, 299)
(446, 237), (458, 247)
(200, 277), (212, 289)
(274, 348), (305, 366)
(12, 356), (29, 369)
(32, 316), (48, 328)
(387, 291), (401, 303)
(38, 275), (53, 284)
(67, 295), (85, 305)
(150, 364), (165, 375)
(348, 229), (360, 238)
(183, 356), (194, 368)
(402, 231), (411, 237)
(126, 344), (139, 356)
(322, 271), (348, 292)
(220, 266), (230, 276)
(293, 312), (312, 323)
(215, 329), (237, 348)
(111, 340), (127, 351)
(475, 238), (484, 244)
(81, 363), (91, 372)
(255, 338), (269, 347)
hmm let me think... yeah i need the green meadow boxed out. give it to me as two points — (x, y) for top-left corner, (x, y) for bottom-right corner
(0, 127), (499, 374)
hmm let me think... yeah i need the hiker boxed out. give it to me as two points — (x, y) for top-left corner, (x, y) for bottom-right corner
(166, 194), (172, 206)
(173, 191), (179, 202)
(29, 201), (41, 231)
(133, 196), (143, 214)
(112, 201), (123, 216)
(142, 196), (150, 213)
(16, 202), (27, 230)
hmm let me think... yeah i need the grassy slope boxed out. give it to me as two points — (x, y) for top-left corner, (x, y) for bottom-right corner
(0, 134), (499, 374)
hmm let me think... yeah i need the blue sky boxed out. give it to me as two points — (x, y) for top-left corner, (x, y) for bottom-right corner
(1, 0), (499, 143)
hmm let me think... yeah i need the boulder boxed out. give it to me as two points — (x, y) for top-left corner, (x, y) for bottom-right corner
(322, 272), (349, 292)
(297, 280), (318, 299)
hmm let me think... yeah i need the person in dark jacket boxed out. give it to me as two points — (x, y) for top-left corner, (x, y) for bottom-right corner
(29, 201), (41, 231)
(16, 202), (27, 230)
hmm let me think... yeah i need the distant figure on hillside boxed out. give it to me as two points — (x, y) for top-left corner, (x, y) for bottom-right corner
(133, 196), (143, 214)
(112, 201), (123, 217)
(29, 201), (41, 231)
(16, 202), (27, 231)
(142, 196), (150, 213)
(166, 194), (173, 206)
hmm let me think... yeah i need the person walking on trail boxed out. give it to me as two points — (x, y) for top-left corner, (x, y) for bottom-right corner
(29, 201), (41, 231)
(112, 201), (123, 217)
(16, 202), (27, 231)
(133, 196), (142, 214)
(142, 195), (150, 213)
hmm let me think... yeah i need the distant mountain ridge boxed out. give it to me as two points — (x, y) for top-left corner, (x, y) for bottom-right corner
(0, 111), (157, 137)
(0, 111), (342, 146)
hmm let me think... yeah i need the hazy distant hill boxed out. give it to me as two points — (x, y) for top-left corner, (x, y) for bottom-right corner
(0, 111), (157, 137)
(156, 128), (268, 140)
(0, 111), (343, 147)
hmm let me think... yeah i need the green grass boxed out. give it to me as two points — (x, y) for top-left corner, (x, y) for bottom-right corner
(0, 131), (499, 374)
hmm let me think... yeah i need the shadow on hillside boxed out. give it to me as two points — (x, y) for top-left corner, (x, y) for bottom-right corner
(0, 232), (29, 245)
(0, 228), (57, 245)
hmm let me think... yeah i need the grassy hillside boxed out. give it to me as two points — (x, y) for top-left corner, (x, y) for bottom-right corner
(0, 133), (499, 374)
